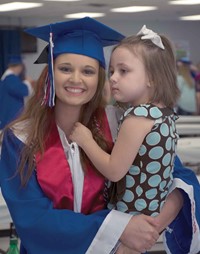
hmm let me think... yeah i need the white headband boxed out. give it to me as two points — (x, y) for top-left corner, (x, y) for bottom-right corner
(137, 25), (165, 50)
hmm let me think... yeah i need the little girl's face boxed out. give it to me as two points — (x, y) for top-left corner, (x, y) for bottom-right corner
(109, 46), (151, 106)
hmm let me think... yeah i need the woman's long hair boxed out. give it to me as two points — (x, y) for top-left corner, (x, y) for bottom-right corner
(2, 64), (110, 186)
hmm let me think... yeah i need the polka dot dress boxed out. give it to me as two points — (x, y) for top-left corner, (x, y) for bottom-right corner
(107, 104), (179, 216)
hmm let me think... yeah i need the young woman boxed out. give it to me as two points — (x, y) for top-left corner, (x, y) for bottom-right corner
(0, 18), (199, 254)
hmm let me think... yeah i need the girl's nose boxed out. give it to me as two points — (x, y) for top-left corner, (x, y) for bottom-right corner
(109, 73), (117, 85)
(70, 71), (82, 83)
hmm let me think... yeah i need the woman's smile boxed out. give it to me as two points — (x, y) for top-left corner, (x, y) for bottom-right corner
(64, 86), (86, 95)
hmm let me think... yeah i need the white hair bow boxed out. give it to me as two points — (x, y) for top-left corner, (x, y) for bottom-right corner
(137, 25), (165, 50)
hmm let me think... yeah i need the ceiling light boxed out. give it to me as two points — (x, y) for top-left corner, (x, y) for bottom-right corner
(179, 14), (200, 20)
(44, 0), (81, 2)
(65, 12), (105, 18)
(110, 6), (158, 13)
(169, 0), (200, 5)
(0, 2), (43, 12)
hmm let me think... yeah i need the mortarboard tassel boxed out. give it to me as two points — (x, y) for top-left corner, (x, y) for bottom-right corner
(43, 30), (55, 107)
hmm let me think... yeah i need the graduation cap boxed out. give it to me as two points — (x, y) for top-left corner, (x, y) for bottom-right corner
(179, 57), (191, 65)
(25, 17), (125, 107)
(8, 55), (23, 65)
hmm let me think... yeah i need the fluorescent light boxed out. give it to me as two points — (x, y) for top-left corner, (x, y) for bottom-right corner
(0, 2), (43, 12)
(169, 0), (200, 5)
(179, 14), (200, 20)
(44, 0), (81, 2)
(65, 12), (105, 18)
(110, 6), (158, 13)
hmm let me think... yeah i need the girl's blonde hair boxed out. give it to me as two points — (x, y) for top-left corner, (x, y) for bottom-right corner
(2, 64), (109, 186)
(113, 34), (180, 108)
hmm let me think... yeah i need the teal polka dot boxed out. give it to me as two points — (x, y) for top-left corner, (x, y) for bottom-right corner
(146, 161), (161, 174)
(166, 137), (172, 151)
(136, 185), (143, 196)
(129, 165), (140, 175)
(172, 139), (176, 150)
(171, 153), (175, 165)
(149, 200), (159, 211)
(123, 190), (134, 202)
(150, 107), (162, 118)
(124, 107), (134, 117)
(160, 200), (165, 209)
(116, 201), (128, 212)
(129, 211), (141, 216)
(140, 172), (147, 183)
(166, 179), (173, 188)
(149, 146), (164, 159)
(162, 153), (171, 166)
(135, 199), (147, 211)
(107, 181), (111, 188)
(148, 175), (161, 187)
(107, 203), (115, 210)
(151, 212), (159, 217)
(134, 107), (148, 117)
(159, 180), (167, 191)
(170, 125), (175, 137)
(126, 175), (135, 188)
(160, 123), (169, 137)
(139, 145), (147, 156)
(163, 166), (171, 179)
(146, 132), (161, 146)
(160, 191), (168, 199)
(145, 188), (158, 199)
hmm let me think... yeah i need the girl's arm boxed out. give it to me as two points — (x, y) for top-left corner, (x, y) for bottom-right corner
(70, 116), (154, 182)
(155, 188), (183, 233)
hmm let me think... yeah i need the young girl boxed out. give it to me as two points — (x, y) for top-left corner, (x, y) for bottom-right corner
(70, 25), (180, 218)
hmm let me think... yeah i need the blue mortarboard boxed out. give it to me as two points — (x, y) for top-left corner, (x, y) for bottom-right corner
(179, 57), (191, 65)
(25, 17), (125, 107)
(8, 55), (23, 65)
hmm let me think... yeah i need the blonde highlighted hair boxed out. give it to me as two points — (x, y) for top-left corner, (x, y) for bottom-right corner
(2, 64), (109, 186)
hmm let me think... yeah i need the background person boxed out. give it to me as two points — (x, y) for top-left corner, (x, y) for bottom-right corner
(176, 57), (197, 115)
(0, 55), (34, 130)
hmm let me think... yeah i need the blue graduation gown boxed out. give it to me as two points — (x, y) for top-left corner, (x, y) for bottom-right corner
(0, 130), (109, 254)
(163, 156), (200, 254)
(0, 73), (28, 129)
(0, 129), (200, 253)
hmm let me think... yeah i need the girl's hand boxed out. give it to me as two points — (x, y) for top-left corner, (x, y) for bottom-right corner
(116, 243), (140, 254)
(70, 122), (93, 147)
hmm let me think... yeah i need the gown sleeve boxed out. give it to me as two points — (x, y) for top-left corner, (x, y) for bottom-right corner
(164, 156), (200, 254)
(5, 75), (29, 98)
(0, 128), (131, 254)
(0, 129), (108, 254)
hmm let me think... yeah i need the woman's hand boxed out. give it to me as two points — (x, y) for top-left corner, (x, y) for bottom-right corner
(120, 214), (159, 253)
(116, 243), (140, 254)
(70, 122), (93, 147)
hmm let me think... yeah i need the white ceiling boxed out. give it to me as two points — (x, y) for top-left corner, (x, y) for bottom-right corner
(0, 0), (200, 24)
